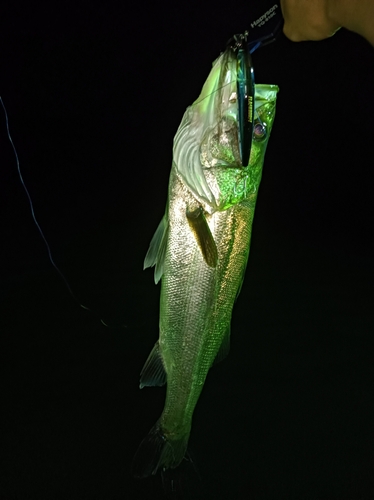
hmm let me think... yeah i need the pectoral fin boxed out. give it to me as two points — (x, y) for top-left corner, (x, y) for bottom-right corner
(186, 207), (218, 268)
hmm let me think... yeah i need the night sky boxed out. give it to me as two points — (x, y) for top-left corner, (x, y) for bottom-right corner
(1, 1), (374, 499)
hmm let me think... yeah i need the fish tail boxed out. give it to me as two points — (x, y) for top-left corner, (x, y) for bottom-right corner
(132, 420), (190, 478)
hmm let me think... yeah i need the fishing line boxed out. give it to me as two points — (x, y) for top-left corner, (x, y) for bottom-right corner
(193, 80), (233, 106)
(0, 96), (121, 329)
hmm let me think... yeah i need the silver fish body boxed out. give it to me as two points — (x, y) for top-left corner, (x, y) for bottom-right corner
(133, 46), (279, 477)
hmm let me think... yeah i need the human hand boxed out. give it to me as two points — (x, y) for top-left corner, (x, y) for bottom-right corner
(280, 0), (374, 46)
(280, 0), (341, 41)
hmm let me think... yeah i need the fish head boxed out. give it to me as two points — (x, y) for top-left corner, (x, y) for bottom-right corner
(173, 46), (279, 212)
(200, 81), (279, 210)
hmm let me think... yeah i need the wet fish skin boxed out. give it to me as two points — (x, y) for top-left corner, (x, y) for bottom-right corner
(132, 46), (279, 477)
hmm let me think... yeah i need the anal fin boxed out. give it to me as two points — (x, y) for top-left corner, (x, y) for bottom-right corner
(213, 325), (231, 365)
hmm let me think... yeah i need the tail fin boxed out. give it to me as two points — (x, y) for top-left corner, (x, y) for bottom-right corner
(132, 420), (190, 478)
(160, 448), (202, 500)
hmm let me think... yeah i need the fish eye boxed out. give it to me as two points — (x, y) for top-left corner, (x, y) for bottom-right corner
(253, 120), (266, 141)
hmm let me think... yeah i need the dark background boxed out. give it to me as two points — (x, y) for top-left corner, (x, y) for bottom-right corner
(1, 1), (374, 499)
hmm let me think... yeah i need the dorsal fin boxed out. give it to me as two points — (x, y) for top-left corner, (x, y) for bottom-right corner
(139, 341), (167, 389)
(144, 215), (169, 284)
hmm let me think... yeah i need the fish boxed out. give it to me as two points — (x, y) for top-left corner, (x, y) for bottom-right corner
(132, 43), (279, 478)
